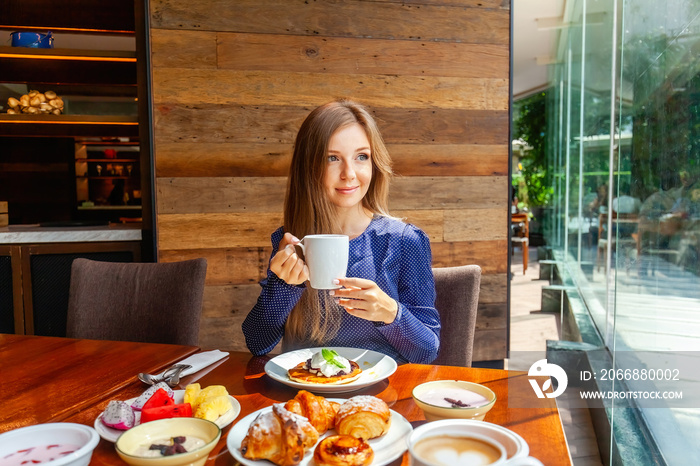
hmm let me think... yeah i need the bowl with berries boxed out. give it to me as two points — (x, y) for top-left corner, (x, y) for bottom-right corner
(115, 417), (220, 466)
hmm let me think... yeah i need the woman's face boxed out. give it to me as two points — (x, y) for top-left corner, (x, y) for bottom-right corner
(323, 123), (373, 212)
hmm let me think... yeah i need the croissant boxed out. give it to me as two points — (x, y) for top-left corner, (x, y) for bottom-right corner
(335, 395), (391, 440)
(241, 403), (320, 466)
(313, 435), (374, 466)
(284, 390), (340, 434)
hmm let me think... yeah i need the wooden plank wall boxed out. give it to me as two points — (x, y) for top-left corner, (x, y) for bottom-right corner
(149, 0), (511, 363)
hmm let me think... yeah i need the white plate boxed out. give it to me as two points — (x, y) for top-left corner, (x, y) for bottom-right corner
(264, 347), (397, 394)
(227, 399), (412, 466)
(94, 390), (240, 442)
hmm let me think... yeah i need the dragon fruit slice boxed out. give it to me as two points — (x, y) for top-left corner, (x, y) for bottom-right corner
(101, 400), (135, 430)
(131, 382), (175, 411)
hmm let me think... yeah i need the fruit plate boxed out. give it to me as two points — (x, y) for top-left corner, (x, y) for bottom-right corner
(227, 399), (412, 466)
(264, 347), (397, 394)
(94, 390), (240, 442)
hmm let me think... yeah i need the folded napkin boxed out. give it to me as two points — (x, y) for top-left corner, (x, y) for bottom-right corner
(160, 349), (229, 378)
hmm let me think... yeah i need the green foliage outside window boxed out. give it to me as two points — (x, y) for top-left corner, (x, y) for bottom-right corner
(513, 91), (553, 208)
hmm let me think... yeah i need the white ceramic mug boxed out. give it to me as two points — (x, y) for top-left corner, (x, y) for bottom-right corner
(295, 234), (349, 289)
(407, 420), (544, 466)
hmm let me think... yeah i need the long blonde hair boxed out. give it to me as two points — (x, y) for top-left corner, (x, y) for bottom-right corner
(283, 98), (394, 348)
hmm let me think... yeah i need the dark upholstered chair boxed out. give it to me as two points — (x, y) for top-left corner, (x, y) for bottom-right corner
(66, 258), (207, 345)
(432, 264), (482, 367)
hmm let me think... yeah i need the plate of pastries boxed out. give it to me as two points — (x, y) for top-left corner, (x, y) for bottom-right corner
(264, 347), (397, 394)
(227, 390), (412, 466)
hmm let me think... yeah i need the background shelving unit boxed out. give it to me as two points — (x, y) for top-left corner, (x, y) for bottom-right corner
(0, 46), (138, 137)
(0, 0), (144, 223)
(0, 0), (151, 337)
(75, 140), (142, 216)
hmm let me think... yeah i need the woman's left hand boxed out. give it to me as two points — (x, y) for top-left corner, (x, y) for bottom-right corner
(331, 277), (398, 324)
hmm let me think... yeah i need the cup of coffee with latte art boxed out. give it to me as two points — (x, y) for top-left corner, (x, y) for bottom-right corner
(407, 420), (544, 466)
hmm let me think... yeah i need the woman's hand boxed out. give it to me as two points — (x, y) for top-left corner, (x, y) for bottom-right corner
(270, 233), (309, 285)
(331, 277), (398, 324)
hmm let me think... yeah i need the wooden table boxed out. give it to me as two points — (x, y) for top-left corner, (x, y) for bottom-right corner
(2, 334), (198, 433)
(4, 335), (572, 465)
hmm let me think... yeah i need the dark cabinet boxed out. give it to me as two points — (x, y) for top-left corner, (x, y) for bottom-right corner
(0, 246), (22, 333)
(0, 242), (140, 336)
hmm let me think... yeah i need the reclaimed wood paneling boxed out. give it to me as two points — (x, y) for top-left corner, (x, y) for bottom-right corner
(151, 0), (509, 45)
(473, 328), (508, 361)
(154, 105), (508, 145)
(479, 273), (508, 304)
(198, 316), (247, 352)
(150, 30), (217, 68)
(153, 69), (507, 111)
(216, 33), (508, 79)
(154, 142), (507, 178)
(157, 213), (282, 249)
(391, 144), (509, 177)
(150, 0), (511, 363)
(443, 208), (509, 241)
(155, 142), (292, 177)
(431, 240), (508, 274)
(160, 248), (269, 285)
(391, 210), (444, 243)
(157, 177), (504, 214)
(202, 284), (262, 318)
(156, 177), (286, 214)
(391, 177), (506, 210)
(475, 303), (508, 332)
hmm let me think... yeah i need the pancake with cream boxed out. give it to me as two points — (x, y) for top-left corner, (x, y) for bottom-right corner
(288, 349), (362, 385)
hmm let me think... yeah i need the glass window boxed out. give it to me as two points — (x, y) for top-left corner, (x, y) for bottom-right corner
(543, 0), (700, 462)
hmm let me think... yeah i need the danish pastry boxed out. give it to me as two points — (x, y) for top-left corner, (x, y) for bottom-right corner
(284, 390), (340, 434)
(240, 403), (319, 466)
(335, 395), (391, 440)
(313, 435), (374, 466)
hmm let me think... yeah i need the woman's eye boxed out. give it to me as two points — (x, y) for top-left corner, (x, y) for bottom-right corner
(357, 153), (370, 161)
(327, 155), (339, 162)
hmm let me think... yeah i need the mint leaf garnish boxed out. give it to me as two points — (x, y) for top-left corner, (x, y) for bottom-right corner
(321, 349), (346, 369)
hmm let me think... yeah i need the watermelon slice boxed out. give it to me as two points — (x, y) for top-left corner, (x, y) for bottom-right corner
(141, 388), (174, 411)
(140, 403), (193, 423)
(132, 382), (175, 411)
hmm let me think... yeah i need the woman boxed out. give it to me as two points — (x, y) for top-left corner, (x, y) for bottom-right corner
(242, 99), (440, 364)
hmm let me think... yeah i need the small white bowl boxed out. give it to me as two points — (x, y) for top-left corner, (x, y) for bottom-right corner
(0, 423), (99, 466)
(115, 417), (221, 466)
(412, 380), (497, 421)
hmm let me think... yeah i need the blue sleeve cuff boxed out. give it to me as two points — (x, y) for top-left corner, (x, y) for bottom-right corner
(374, 300), (403, 327)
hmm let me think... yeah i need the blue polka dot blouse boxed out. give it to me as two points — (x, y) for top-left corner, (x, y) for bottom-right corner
(241, 216), (441, 364)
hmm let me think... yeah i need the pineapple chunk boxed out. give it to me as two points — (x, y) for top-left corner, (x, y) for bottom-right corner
(194, 395), (232, 421)
(194, 385), (229, 409)
(184, 383), (202, 408)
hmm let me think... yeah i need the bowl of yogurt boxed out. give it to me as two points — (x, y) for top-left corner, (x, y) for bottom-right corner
(0, 422), (99, 466)
(115, 417), (220, 466)
(412, 380), (497, 421)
